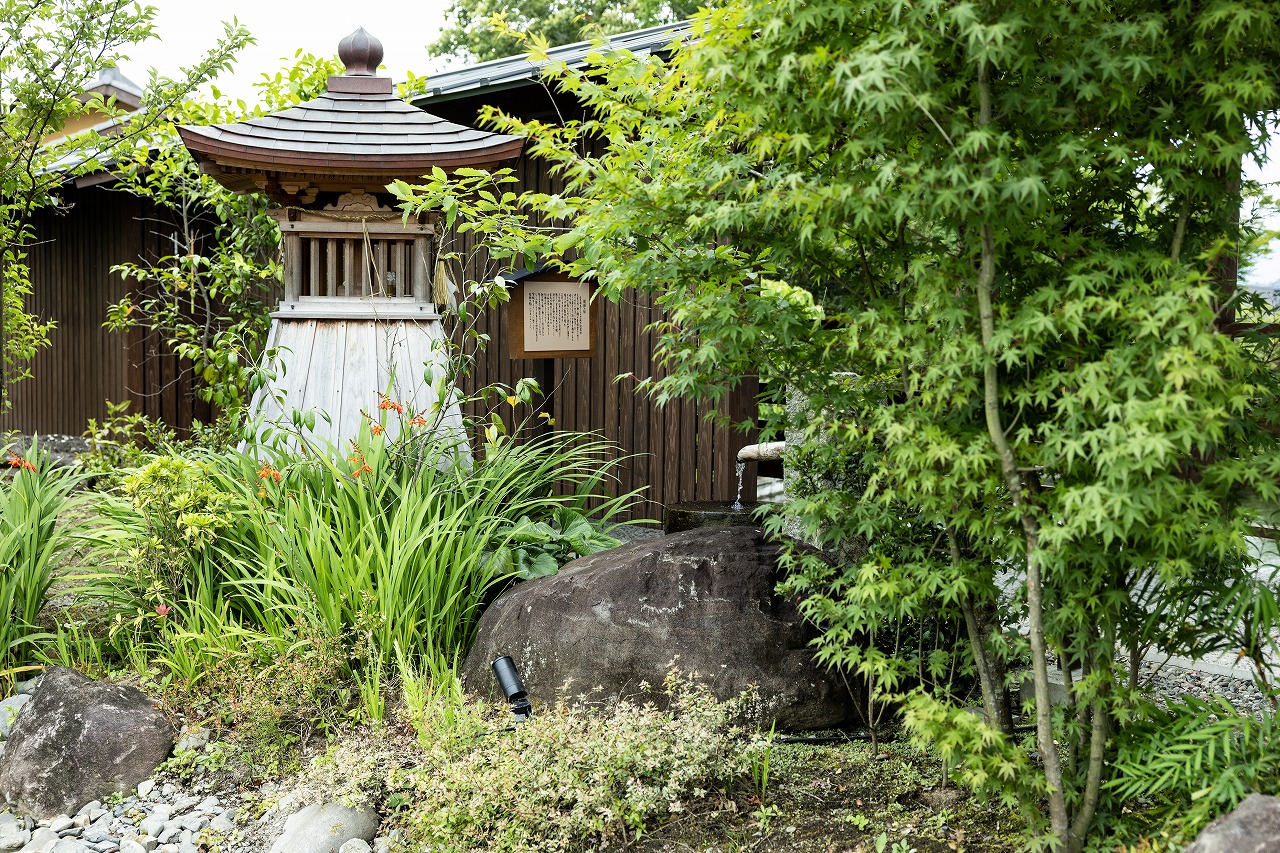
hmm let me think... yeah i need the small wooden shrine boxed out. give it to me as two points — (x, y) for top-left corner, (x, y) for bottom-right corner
(178, 27), (523, 450)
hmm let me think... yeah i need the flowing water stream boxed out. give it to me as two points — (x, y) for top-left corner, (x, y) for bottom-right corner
(732, 461), (746, 510)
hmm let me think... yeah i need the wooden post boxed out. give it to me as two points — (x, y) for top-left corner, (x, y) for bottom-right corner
(284, 233), (302, 302)
(326, 239), (338, 297)
(413, 235), (429, 302)
(343, 239), (356, 297)
(374, 240), (388, 296)
(360, 240), (371, 297)
(308, 238), (320, 298)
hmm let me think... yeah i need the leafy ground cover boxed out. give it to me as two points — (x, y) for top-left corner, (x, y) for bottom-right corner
(119, 668), (1027, 853)
(625, 739), (1021, 853)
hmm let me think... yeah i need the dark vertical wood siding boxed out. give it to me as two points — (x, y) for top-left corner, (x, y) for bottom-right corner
(0, 185), (211, 436)
(455, 152), (759, 524)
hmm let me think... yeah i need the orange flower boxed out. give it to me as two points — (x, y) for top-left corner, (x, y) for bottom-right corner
(352, 463), (373, 478)
(256, 462), (281, 482)
(6, 454), (34, 472)
(370, 423), (385, 436)
(377, 394), (404, 415)
(409, 414), (429, 428)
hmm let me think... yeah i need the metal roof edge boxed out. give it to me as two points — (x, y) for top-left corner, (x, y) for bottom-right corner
(410, 20), (692, 107)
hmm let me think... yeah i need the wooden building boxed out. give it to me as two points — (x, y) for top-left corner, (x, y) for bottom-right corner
(0, 177), (213, 437)
(6, 23), (758, 523)
(413, 24), (760, 522)
(1, 66), (212, 435)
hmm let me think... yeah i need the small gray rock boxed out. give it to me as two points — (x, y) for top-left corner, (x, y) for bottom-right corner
(267, 803), (379, 853)
(137, 819), (162, 842)
(175, 816), (203, 834)
(208, 814), (233, 833)
(71, 806), (96, 821)
(154, 827), (176, 846)
(133, 784), (152, 803)
(1184, 794), (1280, 852)
(48, 840), (87, 853)
(19, 827), (60, 853)
(338, 841), (371, 853)
(167, 799), (197, 817)
(0, 814), (30, 852)
(117, 840), (144, 853)
(171, 731), (207, 755)
(45, 819), (71, 836)
(0, 697), (30, 740)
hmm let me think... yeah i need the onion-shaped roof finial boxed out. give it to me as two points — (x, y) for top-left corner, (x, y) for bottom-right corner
(338, 27), (383, 76)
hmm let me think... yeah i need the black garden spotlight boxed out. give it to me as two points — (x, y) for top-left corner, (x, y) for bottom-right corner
(492, 655), (532, 720)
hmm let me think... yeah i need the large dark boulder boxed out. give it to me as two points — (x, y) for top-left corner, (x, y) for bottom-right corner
(1183, 794), (1280, 852)
(0, 667), (174, 819)
(462, 526), (857, 730)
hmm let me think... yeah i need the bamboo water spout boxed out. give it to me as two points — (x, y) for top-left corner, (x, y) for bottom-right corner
(736, 441), (786, 463)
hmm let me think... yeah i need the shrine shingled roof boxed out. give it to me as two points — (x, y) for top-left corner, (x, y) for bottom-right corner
(178, 27), (523, 195)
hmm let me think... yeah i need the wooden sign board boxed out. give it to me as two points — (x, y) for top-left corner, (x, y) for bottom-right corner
(508, 275), (598, 359)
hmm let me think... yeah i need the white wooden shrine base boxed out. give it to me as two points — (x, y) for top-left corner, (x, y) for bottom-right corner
(243, 315), (467, 456)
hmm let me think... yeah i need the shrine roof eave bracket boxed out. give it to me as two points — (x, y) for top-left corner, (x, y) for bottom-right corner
(190, 157), (521, 201)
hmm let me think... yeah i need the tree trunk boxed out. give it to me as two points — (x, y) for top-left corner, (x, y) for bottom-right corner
(975, 64), (1069, 847)
(952, 530), (1014, 735)
(1212, 157), (1241, 330)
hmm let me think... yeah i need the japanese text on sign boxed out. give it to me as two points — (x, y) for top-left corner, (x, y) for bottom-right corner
(524, 280), (590, 351)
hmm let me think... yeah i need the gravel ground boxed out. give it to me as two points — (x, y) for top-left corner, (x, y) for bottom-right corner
(1136, 657), (1272, 716)
(3, 433), (89, 468)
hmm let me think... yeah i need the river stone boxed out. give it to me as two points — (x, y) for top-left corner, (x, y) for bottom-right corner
(0, 668), (174, 819)
(0, 813), (28, 852)
(462, 525), (857, 730)
(266, 803), (379, 853)
(1183, 793), (1280, 852)
(0, 697), (29, 740)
